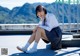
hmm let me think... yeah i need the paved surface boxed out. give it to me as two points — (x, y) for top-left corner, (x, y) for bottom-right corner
(0, 35), (80, 56)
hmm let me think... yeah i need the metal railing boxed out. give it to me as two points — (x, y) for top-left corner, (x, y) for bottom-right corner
(0, 23), (79, 32)
(55, 0), (80, 33)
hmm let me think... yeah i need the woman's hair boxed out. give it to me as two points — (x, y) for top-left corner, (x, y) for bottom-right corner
(35, 5), (47, 18)
(36, 5), (47, 26)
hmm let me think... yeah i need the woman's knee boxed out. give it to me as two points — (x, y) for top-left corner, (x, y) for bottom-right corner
(36, 27), (42, 32)
(37, 27), (45, 32)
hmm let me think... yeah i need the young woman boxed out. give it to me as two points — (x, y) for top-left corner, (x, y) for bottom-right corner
(17, 5), (62, 53)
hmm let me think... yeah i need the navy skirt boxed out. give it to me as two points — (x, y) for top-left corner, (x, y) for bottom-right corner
(43, 26), (62, 49)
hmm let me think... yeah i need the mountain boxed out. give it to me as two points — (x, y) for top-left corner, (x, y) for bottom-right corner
(0, 2), (80, 24)
(9, 7), (20, 18)
(32, 2), (48, 8)
(12, 3), (37, 23)
(0, 6), (10, 12)
(0, 6), (10, 23)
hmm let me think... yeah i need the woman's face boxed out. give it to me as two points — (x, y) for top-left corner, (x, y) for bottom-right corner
(37, 11), (45, 20)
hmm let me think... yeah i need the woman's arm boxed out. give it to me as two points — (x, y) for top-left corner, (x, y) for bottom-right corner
(39, 14), (59, 32)
(33, 20), (42, 33)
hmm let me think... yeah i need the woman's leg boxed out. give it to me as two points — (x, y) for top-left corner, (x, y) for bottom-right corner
(34, 28), (41, 43)
(26, 27), (48, 53)
(34, 27), (49, 43)
(28, 32), (36, 44)
(17, 27), (49, 53)
(25, 27), (48, 46)
(22, 32), (36, 48)
(17, 32), (36, 52)
(37, 27), (49, 41)
(28, 28), (42, 49)
(31, 27), (49, 47)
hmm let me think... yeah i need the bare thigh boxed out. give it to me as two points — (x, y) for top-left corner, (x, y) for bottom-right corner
(37, 27), (49, 41)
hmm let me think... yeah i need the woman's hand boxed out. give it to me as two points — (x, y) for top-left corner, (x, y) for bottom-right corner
(33, 28), (37, 33)
(33, 26), (40, 33)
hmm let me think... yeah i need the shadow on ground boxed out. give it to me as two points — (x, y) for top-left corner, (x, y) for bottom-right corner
(10, 44), (80, 56)
(10, 48), (80, 56)
(10, 48), (57, 56)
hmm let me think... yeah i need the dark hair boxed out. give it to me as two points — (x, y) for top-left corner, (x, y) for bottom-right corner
(35, 5), (47, 18)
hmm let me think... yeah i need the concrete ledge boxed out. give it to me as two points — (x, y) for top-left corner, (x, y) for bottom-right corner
(62, 40), (80, 47)
(0, 30), (32, 35)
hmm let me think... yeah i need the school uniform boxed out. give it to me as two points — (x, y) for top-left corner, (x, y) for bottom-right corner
(38, 13), (62, 50)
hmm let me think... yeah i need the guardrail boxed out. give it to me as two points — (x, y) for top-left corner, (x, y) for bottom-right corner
(0, 23), (80, 32)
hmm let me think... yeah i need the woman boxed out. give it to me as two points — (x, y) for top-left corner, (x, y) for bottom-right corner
(17, 5), (62, 53)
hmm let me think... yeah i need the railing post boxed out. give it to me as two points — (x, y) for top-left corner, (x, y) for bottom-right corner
(62, 0), (64, 32)
(77, 0), (79, 33)
(68, 0), (71, 33)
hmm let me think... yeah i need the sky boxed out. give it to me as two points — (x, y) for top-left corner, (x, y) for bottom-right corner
(0, 0), (56, 10)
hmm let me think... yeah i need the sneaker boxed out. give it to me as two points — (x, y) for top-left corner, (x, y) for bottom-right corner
(26, 48), (37, 53)
(17, 46), (27, 52)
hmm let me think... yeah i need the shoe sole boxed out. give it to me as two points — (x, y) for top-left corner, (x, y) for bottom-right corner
(17, 46), (23, 51)
(17, 46), (30, 54)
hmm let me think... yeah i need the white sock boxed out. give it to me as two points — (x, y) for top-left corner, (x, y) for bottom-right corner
(32, 41), (38, 49)
(23, 42), (30, 49)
